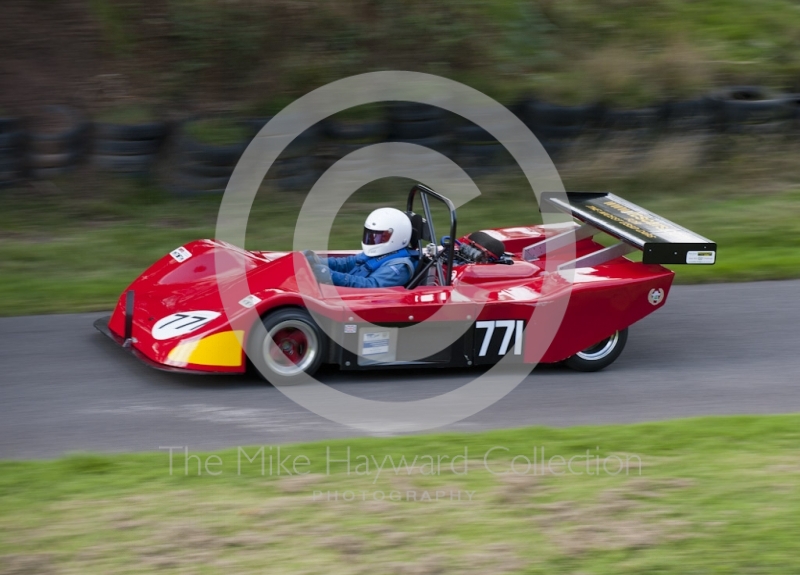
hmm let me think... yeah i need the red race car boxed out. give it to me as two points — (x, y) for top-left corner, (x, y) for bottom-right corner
(96, 184), (715, 379)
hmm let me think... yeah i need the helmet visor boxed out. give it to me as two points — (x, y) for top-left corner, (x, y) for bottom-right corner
(363, 227), (393, 246)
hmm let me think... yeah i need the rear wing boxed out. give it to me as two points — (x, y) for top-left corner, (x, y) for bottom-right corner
(525, 192), (716, 268)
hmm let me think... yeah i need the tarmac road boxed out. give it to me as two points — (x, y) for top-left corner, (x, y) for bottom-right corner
(1, 280), (798, 459)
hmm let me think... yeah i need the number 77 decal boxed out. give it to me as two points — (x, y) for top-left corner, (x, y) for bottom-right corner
(476, 320), (524, 357)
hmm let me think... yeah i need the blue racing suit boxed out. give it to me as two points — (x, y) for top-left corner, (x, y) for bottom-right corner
(326, 248), (418, 288)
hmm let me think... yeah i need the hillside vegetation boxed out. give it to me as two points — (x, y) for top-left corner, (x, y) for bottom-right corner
(5, 0), (800, 111)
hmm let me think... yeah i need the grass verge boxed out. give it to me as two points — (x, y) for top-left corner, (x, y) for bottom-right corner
(1, 414), (800, 573)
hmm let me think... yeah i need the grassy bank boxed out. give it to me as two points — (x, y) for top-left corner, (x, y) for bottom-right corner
(1, 414), (800, 573)
(2, 133), (799, 316)
(82, 0), (800, 108)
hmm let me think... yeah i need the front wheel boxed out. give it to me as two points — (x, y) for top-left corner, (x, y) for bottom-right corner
(563, 328), (628, 372)
(248, 308), (325, 384)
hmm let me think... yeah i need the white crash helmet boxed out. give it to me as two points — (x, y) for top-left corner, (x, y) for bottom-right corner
(361, 207), (412, 257)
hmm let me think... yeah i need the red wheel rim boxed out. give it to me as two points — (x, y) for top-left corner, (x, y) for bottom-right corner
(269, 327), (308, 366)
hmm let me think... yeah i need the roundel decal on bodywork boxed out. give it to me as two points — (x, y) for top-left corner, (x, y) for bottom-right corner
(648, 288), (665, 306)
(152, 311), (221, 340)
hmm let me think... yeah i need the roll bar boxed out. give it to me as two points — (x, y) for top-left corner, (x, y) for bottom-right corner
(406, 184), (457, 286)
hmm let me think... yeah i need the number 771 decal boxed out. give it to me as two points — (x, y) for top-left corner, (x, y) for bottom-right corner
(476, 320), (524, 357)
(152, 311), (221, 340)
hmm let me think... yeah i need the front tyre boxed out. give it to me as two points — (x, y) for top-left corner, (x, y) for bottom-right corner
(563, 328), (628, 372)
(249, 308), (325, 384)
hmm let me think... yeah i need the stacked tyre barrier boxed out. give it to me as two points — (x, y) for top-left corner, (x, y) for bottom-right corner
(316, 116), (388, 185)
(0, 117), (25, 187)
(27, 106), (90, 179)
(92, 119), (168, 175)
(263, 121), (322, 192)
(169, 119), (251, 196)
(2, 84), (800, 192)
(169, 118), (324, 195)
(388, 103), (451, 156)
(322, 116), (387, 163)
(707, 86), (795, 133)
(601, 105), (663, 138)
(453, 124), (510, 177)
(662, 98), (712, 132)
(521, 100), (600, 158)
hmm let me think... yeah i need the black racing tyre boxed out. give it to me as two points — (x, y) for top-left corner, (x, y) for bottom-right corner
(27, 149), (82, 169)
(93, 121), (168, 141)
(563, 328), (628, 372)
(457, 142), (503, 165)
(266, 155), (320, 191)
(787, 94), (800, 118)
(93, 138), (162, 156)
(0, 128), (25, 150)
(93, 153), (157, 174)
(177, 160), (234, 178)
(178, 136), (248, 167)
(267, 154), (314, 178)
(243, 117), (271, 133)
(169, 170), (231, 194)
(663, 98), (712, 130)
(463, 164), (507, 178)
(325, 119), (387, 142)
(331, 141), (374, 157)
(538, 139), (572, 160)
(29, 106), (89, 153)
(387, 102), (443, 122)
(283, 126), (323, 158)
(0, 177), (24, 189)
(523, 100), (599, 128)
(30, 165), (77, 179)
(531, 124), (585, 140)
(271, 171), (321, 192)
(0, 153), (24, 171)
(601, 107), (661, 131)
(388, 134), (451, 153)
(0, 118), (20, 131)
(248, 308), (325, 384)
(709, 86), (794, 131)
(454, 124), (496, 144)
(390, 117), (446, 140)
(29, 125), (89, 154)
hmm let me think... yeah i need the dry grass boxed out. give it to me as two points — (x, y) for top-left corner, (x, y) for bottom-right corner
(3, 415), (800, 572)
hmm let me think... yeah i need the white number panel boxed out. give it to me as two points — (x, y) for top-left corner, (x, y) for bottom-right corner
(151, 311), (220, 340)
(474, 320), (524, 364)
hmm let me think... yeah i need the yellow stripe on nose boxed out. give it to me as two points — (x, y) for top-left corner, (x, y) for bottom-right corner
(167, 330), (244, 367)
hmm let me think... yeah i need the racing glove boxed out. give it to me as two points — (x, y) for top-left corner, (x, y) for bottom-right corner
(302, 249), (321, 266)
(311, 263), (333, 284)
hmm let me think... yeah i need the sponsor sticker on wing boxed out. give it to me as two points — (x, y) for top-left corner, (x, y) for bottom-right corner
(686, 250), (715, 264)
(362, 331), (390, 356)
(170, 246), (192, 263)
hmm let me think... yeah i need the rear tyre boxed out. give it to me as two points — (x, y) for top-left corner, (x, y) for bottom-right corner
(563, 328), (628, 372)
(249, 308), (325, 384)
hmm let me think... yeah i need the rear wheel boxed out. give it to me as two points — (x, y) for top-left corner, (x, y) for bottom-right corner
(563, 328), (628, 372)
(249, 308), (325, 384)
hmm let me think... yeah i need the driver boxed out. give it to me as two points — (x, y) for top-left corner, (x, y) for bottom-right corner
(306, 208), (418, 288)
